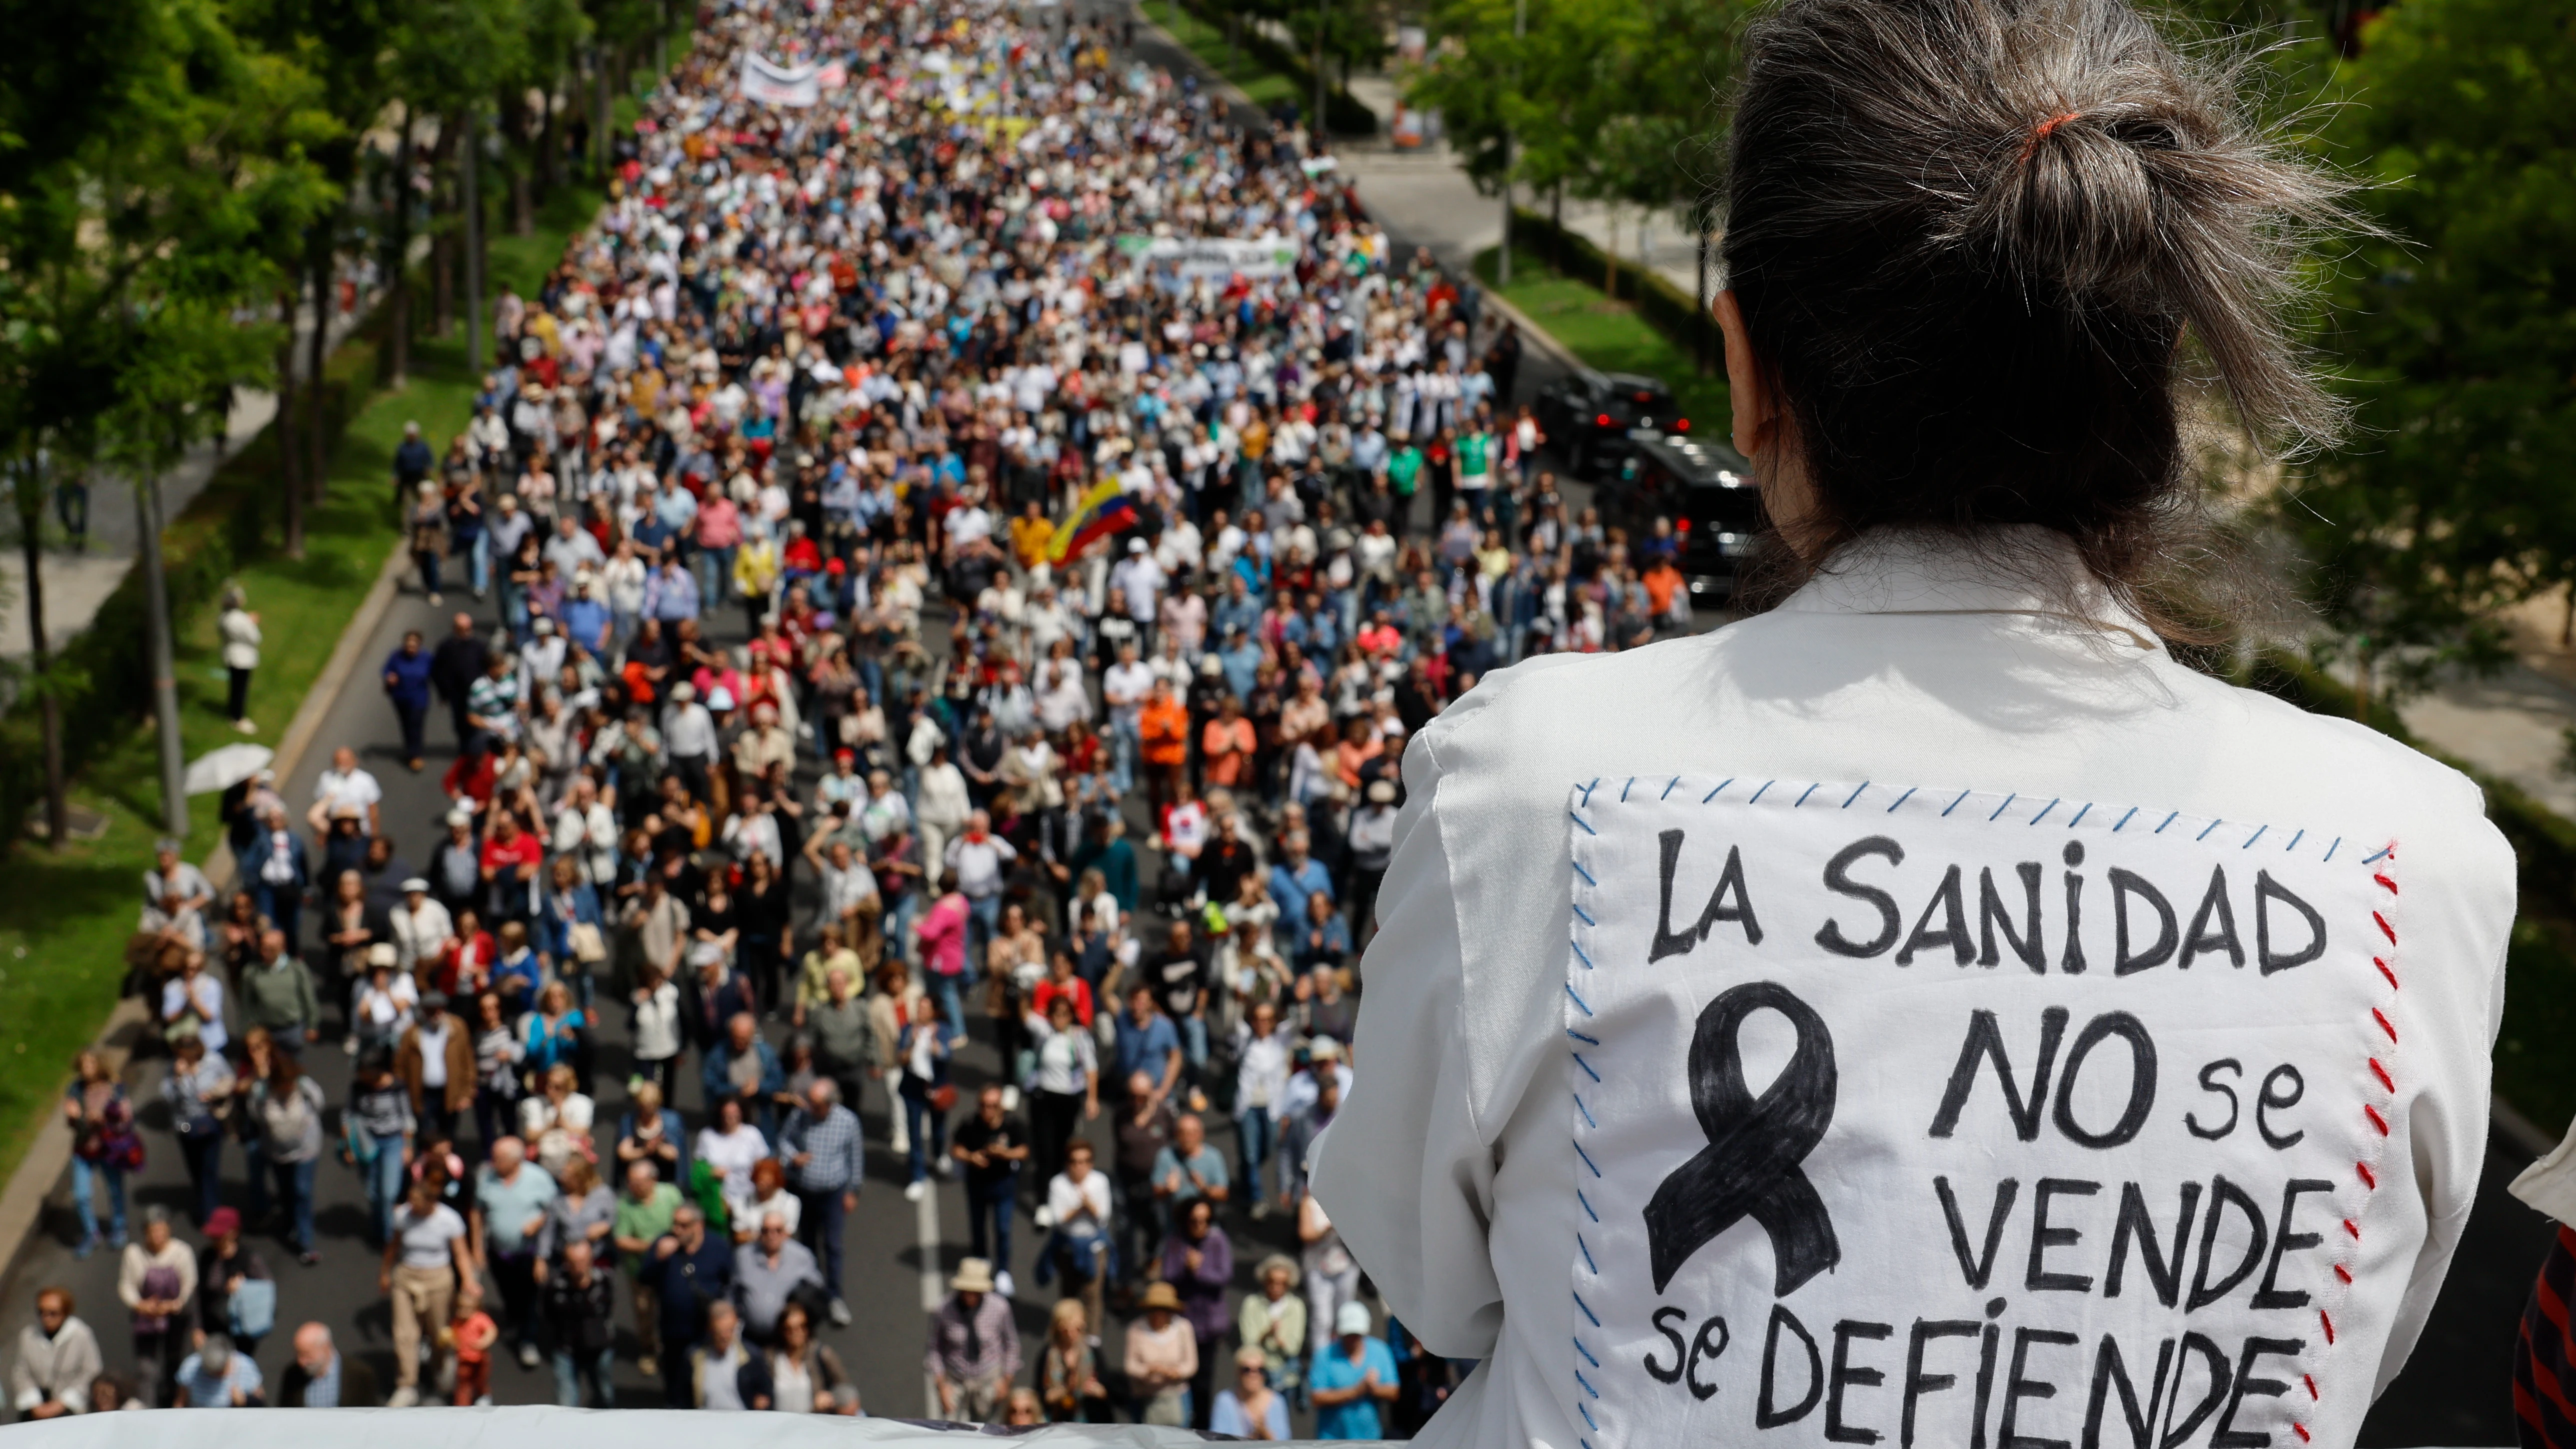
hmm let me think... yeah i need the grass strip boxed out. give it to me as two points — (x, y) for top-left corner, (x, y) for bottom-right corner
(1474, 245), (1732, 438)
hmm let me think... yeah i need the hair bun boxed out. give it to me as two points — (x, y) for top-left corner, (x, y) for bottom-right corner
(1722, 0), (2363, 626)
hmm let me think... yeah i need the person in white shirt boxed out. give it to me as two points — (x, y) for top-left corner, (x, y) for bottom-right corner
(1110, 538), (1164, 630)
(913, 744), (972, 884)
(519, 616), (566, 684)
(1034, 656), (1092, 735)
(662, 682), (718, 795)
(1042, 1138), (1115, 1335)
(1101, 642), (1154, 795)
(815, 838), (881, 933)
(860, 770), (913, 846)
(387, 880), (455, 974)
(12, 1288), (100, 1419)
(1232, 1002), (1296, 1214)
(307, 746), (383, 841)
(552, 776), (620, 886)
(1312, 7), (2517, 1447)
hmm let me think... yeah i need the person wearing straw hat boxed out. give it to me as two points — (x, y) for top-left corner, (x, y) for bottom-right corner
(1122, 1278), (1196, 1426)
(924, 1258), (1016, 1424)
(1238, 1252), (1306, 1395)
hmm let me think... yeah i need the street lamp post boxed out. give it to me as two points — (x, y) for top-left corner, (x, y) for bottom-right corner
(137, 464), (186, 840)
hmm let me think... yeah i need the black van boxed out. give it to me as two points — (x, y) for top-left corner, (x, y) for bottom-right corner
(1598, 434), (1767, 605)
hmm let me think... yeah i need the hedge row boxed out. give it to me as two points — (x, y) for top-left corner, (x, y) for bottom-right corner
(0, 320), (384, 853)
(1510, 205), (1720, 376)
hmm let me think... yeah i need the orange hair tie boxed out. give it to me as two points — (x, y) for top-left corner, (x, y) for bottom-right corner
(2020, 110), (2082, 162)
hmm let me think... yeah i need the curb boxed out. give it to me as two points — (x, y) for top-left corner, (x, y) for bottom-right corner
(0, 529), (408, 1276)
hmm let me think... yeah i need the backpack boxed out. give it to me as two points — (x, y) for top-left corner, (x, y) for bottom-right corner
(228, 1278), (278, 1341)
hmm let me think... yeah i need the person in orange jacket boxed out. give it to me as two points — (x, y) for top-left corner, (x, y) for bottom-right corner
(1136, 678), (1192, 818)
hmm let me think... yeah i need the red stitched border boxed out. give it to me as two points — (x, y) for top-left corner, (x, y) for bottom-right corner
(2299, 842), (2400, 1443)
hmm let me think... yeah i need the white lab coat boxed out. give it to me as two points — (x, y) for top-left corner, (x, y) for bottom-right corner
(1314, 529), (2514, 1449)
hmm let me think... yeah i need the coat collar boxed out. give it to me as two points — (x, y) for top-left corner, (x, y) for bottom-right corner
(1774, 526), (2162, 652)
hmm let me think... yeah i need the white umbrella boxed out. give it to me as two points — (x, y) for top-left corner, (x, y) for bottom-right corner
(183, 742), (274, 796)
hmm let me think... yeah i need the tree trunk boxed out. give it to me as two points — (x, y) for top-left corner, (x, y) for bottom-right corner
(595, 46), (614, 179)
(136, 468), (188, 840)
(14, 460), (67, 848)
(1602, 208), (1620, 300)
(432, 114), (458, 337)
(464, 108), (486, 376)
(306, 248), (332, 504)
(1312, 0), (1327, 140)
(538, 70), (564, 199)
(503, 86), (536, 236)
(276, 292), (306, 558)
(385, 114), (416, 390)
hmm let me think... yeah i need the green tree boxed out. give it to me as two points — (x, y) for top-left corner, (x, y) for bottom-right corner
(2283, 0), (2576, 707)
(394, 0), (529, 368)
(0, 0), (330, 840)
(1410, 0), (1637, 257)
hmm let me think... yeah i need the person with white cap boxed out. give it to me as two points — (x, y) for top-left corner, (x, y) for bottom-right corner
(518, 612), (566, 683)
(387, 876), (454, 975)
(920, 1257), (1016, 1423)
(1110, 534), (1166, 650)
(429, 806), (481, 918)
(662, 680), (716, 802)
(1309, 1300), (1397, 1440)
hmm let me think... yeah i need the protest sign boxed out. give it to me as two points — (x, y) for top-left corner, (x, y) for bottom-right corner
(1564, 777), (2394, 1448)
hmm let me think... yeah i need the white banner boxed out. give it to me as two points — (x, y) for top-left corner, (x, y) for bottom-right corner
(1128, 233), (1298, 280)
(1562, 776), (2396, 1448)
(740, 54), (823, 107)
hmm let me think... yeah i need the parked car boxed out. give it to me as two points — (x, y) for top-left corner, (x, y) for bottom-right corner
(1533, 370), (1690, 479)
(1598, 434), (1766, 606)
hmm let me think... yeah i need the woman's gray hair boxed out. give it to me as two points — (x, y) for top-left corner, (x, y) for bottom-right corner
(1724, 0), (2360, 634)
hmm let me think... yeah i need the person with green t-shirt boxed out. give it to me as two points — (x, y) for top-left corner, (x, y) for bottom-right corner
(1387, 443), (1424, 536)
(610, 1161), (682, 1377)
(1455, 426), (1495, 520)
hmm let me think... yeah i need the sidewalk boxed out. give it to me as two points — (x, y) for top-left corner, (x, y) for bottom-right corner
(0, 295), (370, 664)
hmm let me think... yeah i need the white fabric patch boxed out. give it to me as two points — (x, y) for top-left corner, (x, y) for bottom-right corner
(1563, 778), (2398, 1449)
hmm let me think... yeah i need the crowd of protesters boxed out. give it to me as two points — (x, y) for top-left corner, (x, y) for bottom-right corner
(3, 0), (1716, 1428)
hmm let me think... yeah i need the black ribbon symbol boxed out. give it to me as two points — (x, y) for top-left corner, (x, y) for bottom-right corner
(1644, 980), (1840, 1296)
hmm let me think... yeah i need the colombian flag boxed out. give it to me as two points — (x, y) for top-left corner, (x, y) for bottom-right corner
(1046, 479), (1140, 564)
